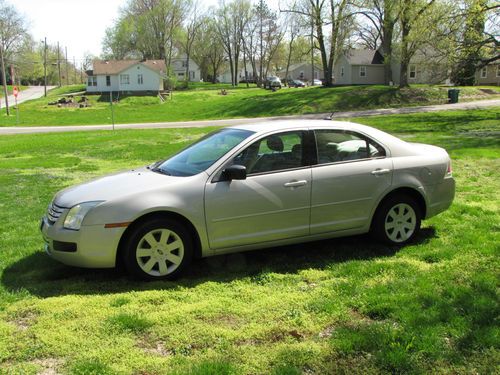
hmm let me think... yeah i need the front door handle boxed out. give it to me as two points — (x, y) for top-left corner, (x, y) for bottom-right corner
(371, 168), (391, 176)
(284, 180), (308, 188)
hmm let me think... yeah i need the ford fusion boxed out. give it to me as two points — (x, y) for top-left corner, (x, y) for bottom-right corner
(41, 120), (455, 280)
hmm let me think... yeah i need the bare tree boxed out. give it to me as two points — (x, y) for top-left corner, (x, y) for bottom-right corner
(0, 0), (28, 114)
(281, 0), (356, 87)
(179, 0), (204, 84)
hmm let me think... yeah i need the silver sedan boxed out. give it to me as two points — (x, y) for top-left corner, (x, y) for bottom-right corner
(41, 120), (455, 280)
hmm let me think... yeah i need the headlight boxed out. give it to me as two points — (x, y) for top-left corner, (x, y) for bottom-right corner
(64, 201), (104, 230)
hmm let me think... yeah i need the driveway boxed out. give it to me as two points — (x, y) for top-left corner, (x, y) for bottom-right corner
(0, 98), (498, 135)
(0, 86), (56, 109)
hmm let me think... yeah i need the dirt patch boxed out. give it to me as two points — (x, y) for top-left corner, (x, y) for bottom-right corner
(30, 358), (64, 375)
(10, 308), (39, 331)
(479, 88), (499, 95)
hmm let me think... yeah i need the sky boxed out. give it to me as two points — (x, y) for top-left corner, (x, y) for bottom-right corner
(9, 0), (282, 66)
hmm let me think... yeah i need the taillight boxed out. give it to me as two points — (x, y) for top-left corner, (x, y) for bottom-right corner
(446, 160), (452, 177)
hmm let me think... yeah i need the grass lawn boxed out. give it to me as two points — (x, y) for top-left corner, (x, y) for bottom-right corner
(0, 108), (498, 374)
(0, 84), (498, 127)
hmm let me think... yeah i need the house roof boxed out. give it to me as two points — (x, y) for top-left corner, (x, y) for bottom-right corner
(343, 49), (384, 65)
(277, 62), (323, 74)
(92, 60), (166, 75)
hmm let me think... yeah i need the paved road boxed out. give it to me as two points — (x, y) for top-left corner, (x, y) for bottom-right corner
(0, 98), (498, 135)
(0, 86), (56, 110)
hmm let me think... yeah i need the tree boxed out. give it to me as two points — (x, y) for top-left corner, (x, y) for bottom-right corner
(192, 17), (226, 83)
(282, 0), (356, 87)
(179, 0), (203, 85)
(451, 0), (499, 85)
(355, 0), (399, 84)
(0, 0), (28, 114)
(398, 0), (438, 87)
(215, 0), (252, 86)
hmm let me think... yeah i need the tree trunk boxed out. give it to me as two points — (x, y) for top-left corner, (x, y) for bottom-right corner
(382, 4), (395, 85)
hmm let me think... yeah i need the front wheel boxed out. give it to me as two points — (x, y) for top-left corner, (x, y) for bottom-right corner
(123, 218), (193, 280)
(371, 194), (422, 245)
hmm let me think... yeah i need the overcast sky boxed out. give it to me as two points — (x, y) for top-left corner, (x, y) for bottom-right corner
(9, 0), (281, 65)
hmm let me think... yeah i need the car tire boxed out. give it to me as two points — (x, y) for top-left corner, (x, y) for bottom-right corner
(371, 194), (421, 245)
(122, 218), (193, 280)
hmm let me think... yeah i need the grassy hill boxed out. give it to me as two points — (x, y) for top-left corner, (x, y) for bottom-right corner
(0, 84), (498, 127)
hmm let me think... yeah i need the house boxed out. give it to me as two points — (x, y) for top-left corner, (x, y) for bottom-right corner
(86, 56), (202, 93)
(334, 48), (449, 85)
(170, 56), (201, 82)
(277, 63), (323, 82)
(217, 64), (260, 84)
(86, 60), (166, 93)
(334, 49), (385, 85)
(475, 62), (500, 85)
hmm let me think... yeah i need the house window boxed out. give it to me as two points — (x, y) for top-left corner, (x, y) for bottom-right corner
(360, 66), (366, 77)
(138, 74), (143, 85)
(480, 67), (487, 78)
(177, 72), (185, 77)
(409, 65), (417, 79)
(189, 71), (195, 80)
(87, 76), (97, 87)
(299, 71), (304, 79)
(341, 66), (344, 77)
(106, 76), (111, 86)
(496, 65), (500, 78)
(120, 74), (130, 85)
(181, 61), (188, 68)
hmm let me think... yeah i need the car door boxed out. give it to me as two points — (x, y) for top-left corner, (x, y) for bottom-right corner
(205, 130), (312, 250)
(310, 129), (392, 234)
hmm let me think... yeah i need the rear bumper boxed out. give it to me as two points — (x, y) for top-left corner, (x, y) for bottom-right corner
(425, 177), (455, 219)
(40, 216), (125, 268)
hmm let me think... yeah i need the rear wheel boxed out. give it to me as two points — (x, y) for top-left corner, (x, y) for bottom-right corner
(372, 194), (421, 245)
(123, 218), (193, 280)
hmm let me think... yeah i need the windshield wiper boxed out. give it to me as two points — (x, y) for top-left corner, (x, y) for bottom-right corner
(152, 167), (171, 176)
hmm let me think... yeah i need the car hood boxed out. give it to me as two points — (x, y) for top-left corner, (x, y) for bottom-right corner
(54, 167), (183, 208)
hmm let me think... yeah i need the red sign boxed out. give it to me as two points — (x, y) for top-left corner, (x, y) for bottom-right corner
(13, 86), (18, 98)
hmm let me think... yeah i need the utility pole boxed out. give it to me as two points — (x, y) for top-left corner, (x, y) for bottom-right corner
(65, 47), (69, 86)
(259, 0), (263, 87)
(310, 13), (315, 86)
(57, 42), (61, 87)
(73, 56), (77, 84)
(43, 37), (47, 97)
(0, 42), (10, 115)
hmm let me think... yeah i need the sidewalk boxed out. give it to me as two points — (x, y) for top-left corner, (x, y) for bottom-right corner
(1, 98), (498, 135)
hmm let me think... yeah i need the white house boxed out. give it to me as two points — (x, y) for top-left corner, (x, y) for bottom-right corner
(170, 56), (201, 82)
(86, 57), (202, 93)
(86, 60), (167, 93)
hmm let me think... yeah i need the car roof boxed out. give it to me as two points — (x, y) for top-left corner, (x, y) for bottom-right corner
(228, 119), (410, 154)
(230, 119), (372, 134)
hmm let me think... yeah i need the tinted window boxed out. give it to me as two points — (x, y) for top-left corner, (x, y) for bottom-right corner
(231, 131), (306, 174)
(315, 130), (385, 164)
(156, 128), (254, 176)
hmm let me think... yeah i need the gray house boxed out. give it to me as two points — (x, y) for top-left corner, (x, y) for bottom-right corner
(475, 62), (500, 85)
(334, 48), (449, 85)
(277, 63), (323, 82)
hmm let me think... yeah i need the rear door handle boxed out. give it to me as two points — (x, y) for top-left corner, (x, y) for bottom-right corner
(284, 180), (308, 188)
(371, 168), (391, 176)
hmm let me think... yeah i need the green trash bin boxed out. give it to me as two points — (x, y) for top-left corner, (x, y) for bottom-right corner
(448, 89), (460, 104)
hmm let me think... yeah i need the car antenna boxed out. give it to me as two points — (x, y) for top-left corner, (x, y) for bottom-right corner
(324, 111), (335, 120)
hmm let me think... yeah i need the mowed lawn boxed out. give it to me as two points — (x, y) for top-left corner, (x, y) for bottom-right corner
(0, 84), (498, 127)
(0, 108), (498, 374)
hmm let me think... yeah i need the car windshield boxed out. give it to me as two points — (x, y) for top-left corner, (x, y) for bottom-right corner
(154, 128), (254, 177)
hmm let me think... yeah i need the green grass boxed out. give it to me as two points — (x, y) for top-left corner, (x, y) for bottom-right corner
(1, 84), (498, 127)
(0, 108), (498, 373)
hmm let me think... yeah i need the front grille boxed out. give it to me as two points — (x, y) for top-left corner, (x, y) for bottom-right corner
(47, 202), (65, 224)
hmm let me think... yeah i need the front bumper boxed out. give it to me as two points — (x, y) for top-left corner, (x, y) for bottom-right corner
(40, 216), (126, 268)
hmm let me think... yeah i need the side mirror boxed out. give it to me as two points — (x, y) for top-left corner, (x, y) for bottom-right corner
(221, 165), (247, 181)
